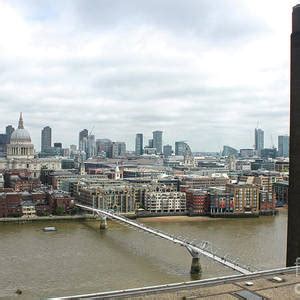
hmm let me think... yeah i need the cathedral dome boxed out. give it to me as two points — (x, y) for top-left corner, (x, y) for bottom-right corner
(6, 113), (35, 159)
(9, 113), (32, 144)
(10, 128), (31, 143)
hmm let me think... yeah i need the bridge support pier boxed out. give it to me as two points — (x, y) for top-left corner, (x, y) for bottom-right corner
(186, 246), (202, 275)
(99, 215), (107, 230)
(190, 257), (201, 274)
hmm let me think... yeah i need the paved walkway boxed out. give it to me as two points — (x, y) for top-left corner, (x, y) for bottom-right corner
(54, 267), (300, 299)
(130, 268), (300, 299)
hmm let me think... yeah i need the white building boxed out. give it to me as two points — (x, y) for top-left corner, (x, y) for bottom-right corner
(21, 202), (36, 218)
(145, 191), (186, 213)
(0, 113), (61, 177)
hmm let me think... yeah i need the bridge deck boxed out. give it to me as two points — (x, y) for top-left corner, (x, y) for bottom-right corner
(76, 203), (253, 275)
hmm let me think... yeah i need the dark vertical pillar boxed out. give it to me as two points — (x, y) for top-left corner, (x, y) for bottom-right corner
(190, 257), (201, 275)
(287, 4), (300, 267)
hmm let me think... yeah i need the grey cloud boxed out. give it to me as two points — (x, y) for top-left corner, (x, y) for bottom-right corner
(70, 0), (268, 43)
(0, 1), (290, 151)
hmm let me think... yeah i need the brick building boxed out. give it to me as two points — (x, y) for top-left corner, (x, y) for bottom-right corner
(186, 189), (209, 216)
(226, 183), (259, 215)
(209, 187), (234, 215)
(3, 169), (41, 191)
(47, 191), (74, 214)
(0, 192), (22, 217)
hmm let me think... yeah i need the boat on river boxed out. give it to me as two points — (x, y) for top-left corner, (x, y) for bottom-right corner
(43, 227), (57, 232)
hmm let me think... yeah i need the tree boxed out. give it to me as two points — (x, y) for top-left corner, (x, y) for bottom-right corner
(55, 207), (65, 216)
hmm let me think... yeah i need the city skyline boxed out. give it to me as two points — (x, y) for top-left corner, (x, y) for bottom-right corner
(0, 1), (296, 151)
(0, 114), (290, 154)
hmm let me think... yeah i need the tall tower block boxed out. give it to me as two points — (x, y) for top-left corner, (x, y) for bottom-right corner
(287, 4), (300, 266)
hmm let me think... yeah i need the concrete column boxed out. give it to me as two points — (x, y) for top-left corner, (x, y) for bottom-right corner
(186, 246), (202, 275)
(190, 257), (202, 275)
(99, 216), (107, 230)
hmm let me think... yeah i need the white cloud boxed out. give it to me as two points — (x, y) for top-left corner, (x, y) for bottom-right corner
(0, 0), (297, 151)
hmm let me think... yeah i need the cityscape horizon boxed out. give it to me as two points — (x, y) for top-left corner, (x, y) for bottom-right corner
(0, 112), (290, 154)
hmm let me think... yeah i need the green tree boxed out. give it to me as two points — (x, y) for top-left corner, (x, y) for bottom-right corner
(55, 207), (65, 216)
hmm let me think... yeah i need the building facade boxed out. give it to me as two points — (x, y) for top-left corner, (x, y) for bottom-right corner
(0, 114), (61, 178)
(41, 126), (52, 152)
(6, 113), (35, 159)
(152, 131), (163, 154)
(209, 187), (234, 215)
(5, 125), (14, 143)
(175, 141), (192, 156)
(278, 135), (289, 157)
(163, 144), (172, 157)
(145, 191), (186, 214)
(226, 183), (259, 215)
(79, 129), (88, 151)
(186, 189), (209, 215)
(135, 133), (143, 156)
(255, 128), (264, 155)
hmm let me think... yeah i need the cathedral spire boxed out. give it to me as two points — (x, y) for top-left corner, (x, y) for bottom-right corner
(18, 112), (24, 129)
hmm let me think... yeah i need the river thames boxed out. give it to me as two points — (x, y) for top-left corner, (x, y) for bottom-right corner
(0, 209), (287, 299)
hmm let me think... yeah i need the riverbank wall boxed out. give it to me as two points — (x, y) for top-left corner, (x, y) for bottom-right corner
(0, 214), (97, 224)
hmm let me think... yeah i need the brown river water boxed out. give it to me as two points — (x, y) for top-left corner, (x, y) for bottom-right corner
(0, 209), (287, 299)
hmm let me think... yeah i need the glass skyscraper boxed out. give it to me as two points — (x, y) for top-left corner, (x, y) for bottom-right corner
(278, 135), (289, 157)
(254, 128), (264, 155)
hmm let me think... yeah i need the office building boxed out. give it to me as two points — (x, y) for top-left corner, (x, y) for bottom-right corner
(240, 148), (255, 158)
(118, 142), (126, 157)
(261, 148), (277, 159)
(135, 133), (143, 156)
(96, 139), (112, 157)
(54, 142), (62, 149)
(287, 5), (300, 266)
(163, 144), (172, 157)
(148, 139), (154, 148)
(152, 131), (162, 154)
(110, 142), (126, 158)
(79, 129), (88, 151)
(222, 145), (238, 157)
(87, 135), (96, 158)
(175, 141), (192, 156)
(255, 128), (264, 155)
(5, 125), (14, 143)
(0, 134), (8, 157)
(41, 126), (52, 152)
(278, 135), (289, 157)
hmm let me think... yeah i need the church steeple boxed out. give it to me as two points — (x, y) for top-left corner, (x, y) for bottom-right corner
(18, 112), (24, 129)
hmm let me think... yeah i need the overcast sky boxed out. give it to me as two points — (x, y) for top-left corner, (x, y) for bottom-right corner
(0, 0), (297, 151)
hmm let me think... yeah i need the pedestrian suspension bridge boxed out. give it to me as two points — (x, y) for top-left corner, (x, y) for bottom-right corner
(76, 203), (257, 275)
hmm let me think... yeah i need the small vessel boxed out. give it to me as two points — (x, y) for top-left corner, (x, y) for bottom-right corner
(43, 227), (57, 232)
